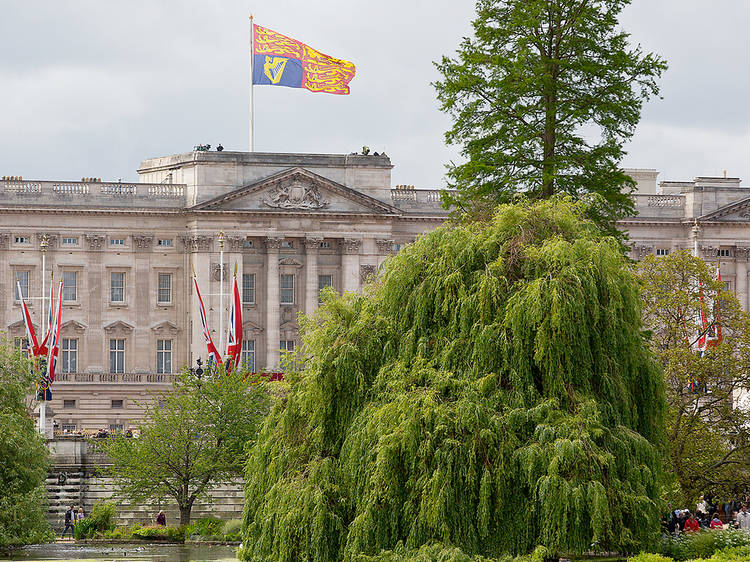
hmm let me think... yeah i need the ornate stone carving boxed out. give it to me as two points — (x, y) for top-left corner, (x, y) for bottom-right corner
(132, 235), (154, 249)
(85, 233), (106, 250)
(179, 235), (212, 252)
(700, 245), (718, 260)
(736, 247), (750, 260)
(61, 320), (86, 334)
(342, 238), (361, 255)
(242, 320), (264, 334)
(261, 181), (329, 210)
(360, 264), (376, 283)
(304, 236), (324, 251)
(265, 237), (283, 251)
(151, 321), (180, 336)
(211, 263), (228, 281)
(376, 238), (395, 254)
(36, 233), (59, 248)
(633, 244), (653, 258)
(279, 257), (303, 267)
(226, 235), (245, 251)
(0, 233), (9, 250)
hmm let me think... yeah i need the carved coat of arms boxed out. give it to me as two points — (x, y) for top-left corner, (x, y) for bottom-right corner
(262, 182), (329, 210)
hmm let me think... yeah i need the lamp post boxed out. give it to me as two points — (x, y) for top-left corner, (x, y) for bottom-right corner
(218, 231), (225, 356)
(39, 234), (49, 437)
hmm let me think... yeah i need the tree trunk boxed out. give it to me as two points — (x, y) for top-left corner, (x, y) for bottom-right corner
(179, 504), (192, 526)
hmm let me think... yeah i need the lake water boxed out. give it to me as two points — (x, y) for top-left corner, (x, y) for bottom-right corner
(0, 542), (238, 561)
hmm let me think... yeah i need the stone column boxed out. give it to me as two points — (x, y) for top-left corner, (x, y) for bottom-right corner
(304, 237), (323, 315)
(376, 238), (394, 269)
(341, 238), (361, 293)
(132, 235), (153, 373)
(84, 234), (106, 372)
(265, 237), (283, 370)
(737, 248), (749, 312)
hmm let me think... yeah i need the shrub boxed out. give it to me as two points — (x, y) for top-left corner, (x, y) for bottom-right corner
(657, 529), (750, 560)
(73, 518), (96, 540)
(700, 545), (750, 561)
(190, 516), (224, 538)
(223, 519), (242, 541)
(629, 553), (674, 562)
(89, 502), (116, 533)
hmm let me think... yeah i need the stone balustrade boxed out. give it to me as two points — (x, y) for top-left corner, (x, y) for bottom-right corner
(0, 179), (186, 207)
(53, 372), (176, 384)
(390, 188), (452, 209)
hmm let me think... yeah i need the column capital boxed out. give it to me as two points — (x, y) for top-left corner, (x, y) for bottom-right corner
(342, 238), (361, 255)
(85, 233), (107, 250)
(132, 235), (154, 251)
(265, 236), (283, 251)
(179, 235), (212, 253)
(376, 238), (395, 254)
(736, 247), (750, 261)
(304, 236), (324, 251)
(0, 233), (8, 250)
(226, 235), (246, 251)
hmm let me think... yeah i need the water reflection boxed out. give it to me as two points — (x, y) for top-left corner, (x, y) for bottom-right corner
(0, 542), (238, 561)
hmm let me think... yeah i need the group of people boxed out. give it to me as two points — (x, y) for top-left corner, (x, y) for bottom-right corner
(664, 495), (750, 535)
(60, 505), (85, 538)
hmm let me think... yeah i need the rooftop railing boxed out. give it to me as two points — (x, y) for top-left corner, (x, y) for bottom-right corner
(390, 188), (452, 207)
(53, 372), (176, 384)
(0, 179), (186, 206)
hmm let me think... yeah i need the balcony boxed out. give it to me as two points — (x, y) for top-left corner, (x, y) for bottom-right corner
(0, 179), (187, 209)
(53, 372), (176, 384)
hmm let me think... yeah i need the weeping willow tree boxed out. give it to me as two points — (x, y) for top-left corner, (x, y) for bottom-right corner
(241, 198), (666, 561)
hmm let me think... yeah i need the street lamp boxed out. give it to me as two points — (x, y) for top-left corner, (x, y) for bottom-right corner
(38, 234), (49, 437)
(218, 231), (225, 355)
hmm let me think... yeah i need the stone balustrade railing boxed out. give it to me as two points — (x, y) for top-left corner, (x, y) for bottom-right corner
(0, 179), (186, 205)
(390, 188), (451, 207)
(54, 372), (176, 384)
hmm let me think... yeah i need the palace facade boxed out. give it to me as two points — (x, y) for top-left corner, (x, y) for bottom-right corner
(10, 155), (750, 433)
(6, 151), (447, 433)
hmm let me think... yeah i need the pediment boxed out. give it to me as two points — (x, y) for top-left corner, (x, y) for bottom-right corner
(243, 319), (264, 334)
(7, 319), (35, 333)
(190, 168), (400, 215)
(279, 257), (303, 267)
(699, 196), (750, 222)
(103, 320), (134, 335)
(61, 320), (86, 334)
(279, 319), (299, 335)
(151, 321), (180, 335)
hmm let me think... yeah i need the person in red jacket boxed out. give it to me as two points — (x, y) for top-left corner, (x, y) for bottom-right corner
(710, 513), (724, 530)
(685, 512), (700, 532)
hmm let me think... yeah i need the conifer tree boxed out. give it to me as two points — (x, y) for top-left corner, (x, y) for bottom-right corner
(434, 0), (666, 231)
(241, 198), (666, 560)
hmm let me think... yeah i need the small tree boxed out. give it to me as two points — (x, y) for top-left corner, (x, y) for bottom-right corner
(0, 345), (54, 548)
(434, 0), (666, 230)
(637, 251), (750, 501)
(100, 367), (270, 525)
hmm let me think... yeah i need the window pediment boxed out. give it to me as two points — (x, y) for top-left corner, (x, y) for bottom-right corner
(103, 320), (134, 336)
(151, 321), (180, 336)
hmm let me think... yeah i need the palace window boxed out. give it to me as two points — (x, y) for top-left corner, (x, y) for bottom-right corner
(280, 340), (295, 353)
(318, 274), (333, 303)
(280, 274), (294, 304)
(157, 239), (172, 247)
(243, 239), (253, 248)
(14, 270), (29, 300)
(14, 337), (29, 354)
(61, 423), (77, 432)
(110, 238), (125, 246)
(61, 339), (77, 374)
(63, 400), (76, 409)
(718, 248), (732, 258)
(109, 424), (124, 432)
(723, 281), (733, 292)
(281, 241), (293, 249)
(241, 340), (255, 372)
(111, 399), (124, 409)
(243, 273), (255, 304)
(156, 339), (172, 374)
(62, 271), (77, 301)
(62, 237), (78, 246)
(109, 339), (125, 374)
(157, 273), (172, 304)
(319, 241), (331, 249)
(14, 236), (29, 244)
(655, 248), (669, 256)
(110, 272), (125, 303)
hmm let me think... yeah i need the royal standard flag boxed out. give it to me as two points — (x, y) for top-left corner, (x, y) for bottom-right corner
(252, 24), (356, 95)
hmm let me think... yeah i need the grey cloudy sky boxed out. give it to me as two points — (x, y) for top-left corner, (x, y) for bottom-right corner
(0, 1), (748, 188)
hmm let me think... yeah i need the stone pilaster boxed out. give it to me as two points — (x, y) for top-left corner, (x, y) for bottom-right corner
(341, 238), (361, 293)
(304, 237), (323, 315)
(736, 247), (750, 312)
(265, 237), (283, 370)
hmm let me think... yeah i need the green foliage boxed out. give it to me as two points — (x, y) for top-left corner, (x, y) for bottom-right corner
(73, 517), (96, 540)
(0, 344), (54, 548)
(629, 554), (673, 562)
(242, 198), (666, 560)
(656, 529), (750, 561)
(190, 516), (224, 538)
(129, 524), (189, 542)
(636, 251), (750, 499)
(433, 0), (665, 232)
(98, 366), (270, 525)
(89, 501), (116, 533)
(350, 542), (521, 561)
(222, 519), (243, 541)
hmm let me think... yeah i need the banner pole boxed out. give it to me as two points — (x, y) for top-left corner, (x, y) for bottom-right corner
(249, 13), (255, 152)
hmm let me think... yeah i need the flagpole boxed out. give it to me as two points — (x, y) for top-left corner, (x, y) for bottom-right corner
(219, 230), (225, 356)
(39, 235), (48, 437)
(249, 13), (255, 152)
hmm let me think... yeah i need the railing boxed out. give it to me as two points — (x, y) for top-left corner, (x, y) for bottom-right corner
(0, 179), (186, 204)
(390, 188), (452, 206)
(646, 195), (684, 208)
(53, 372), (176, 384)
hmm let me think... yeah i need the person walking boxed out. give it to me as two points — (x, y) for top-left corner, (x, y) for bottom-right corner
(155, 510), (166, 526)
(61, 505), (75, 538)
(76, 507), (84, 525)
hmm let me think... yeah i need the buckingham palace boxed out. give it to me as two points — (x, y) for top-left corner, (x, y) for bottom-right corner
(8, 154), (750, 433)
(5, 150), (447, 433)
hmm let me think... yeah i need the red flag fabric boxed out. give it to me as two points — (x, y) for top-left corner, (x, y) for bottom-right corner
(45, 281), (63, 382)
(37, 281), (54, 355)
(193, 275), (222, 367)
(224, 272), (243, 373)
(18, 282), (40, 356)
